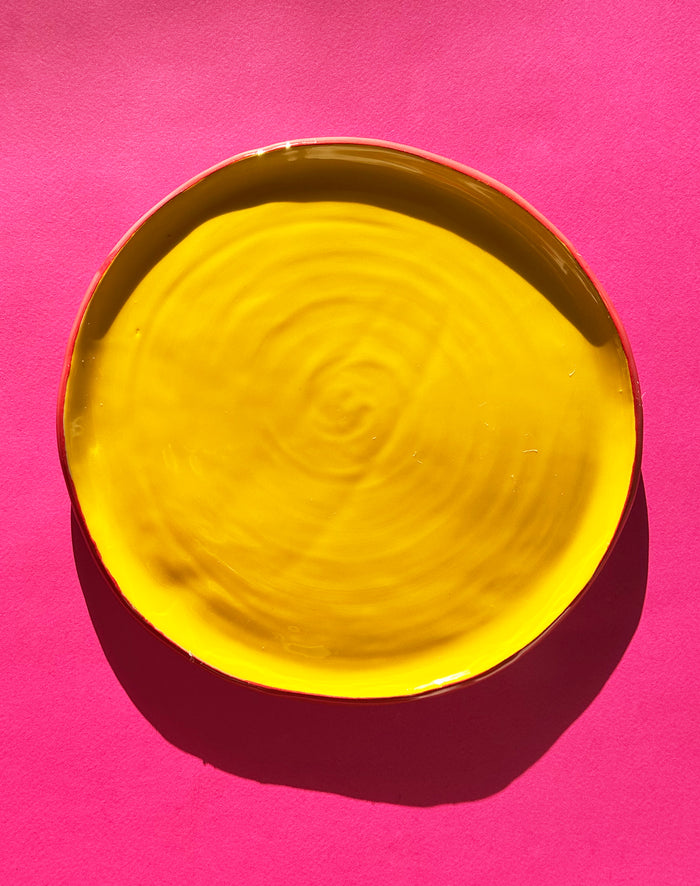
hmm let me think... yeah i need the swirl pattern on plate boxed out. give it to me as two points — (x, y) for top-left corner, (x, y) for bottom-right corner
(65, 201), (636, 696)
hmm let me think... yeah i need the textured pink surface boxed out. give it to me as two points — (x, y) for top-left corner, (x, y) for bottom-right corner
(2, 2), (698, 883)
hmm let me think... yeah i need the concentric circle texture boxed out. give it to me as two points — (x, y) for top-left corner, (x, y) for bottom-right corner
(62, 144), (639, 699)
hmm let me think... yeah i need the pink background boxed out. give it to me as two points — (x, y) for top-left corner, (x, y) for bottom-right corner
(2, 2), (698, 883)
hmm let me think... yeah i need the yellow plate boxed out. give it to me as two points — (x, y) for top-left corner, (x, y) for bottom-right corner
(59, 139), (642, 700)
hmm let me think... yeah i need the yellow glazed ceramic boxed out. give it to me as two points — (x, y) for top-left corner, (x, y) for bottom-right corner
(59, 140), (641, 700)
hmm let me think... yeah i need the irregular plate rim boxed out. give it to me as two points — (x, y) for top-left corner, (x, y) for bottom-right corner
(57, 137), (644, 703)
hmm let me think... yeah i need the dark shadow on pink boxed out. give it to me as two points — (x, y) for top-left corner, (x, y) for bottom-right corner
(73, 479), (648, 805)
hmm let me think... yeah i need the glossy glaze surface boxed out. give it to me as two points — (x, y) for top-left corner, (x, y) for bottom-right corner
(63, 144), (637, 698)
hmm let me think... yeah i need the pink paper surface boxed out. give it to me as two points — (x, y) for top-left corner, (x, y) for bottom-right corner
(2, 2), (698, 883)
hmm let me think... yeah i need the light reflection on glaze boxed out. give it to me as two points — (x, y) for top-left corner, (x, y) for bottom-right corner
(65, 201), (636, 698)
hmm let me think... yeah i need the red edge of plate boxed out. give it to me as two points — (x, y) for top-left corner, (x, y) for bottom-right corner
(57, 137), (644, 705)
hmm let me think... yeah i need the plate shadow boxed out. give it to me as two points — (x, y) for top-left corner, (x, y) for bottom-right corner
(73, 479), (648, 806)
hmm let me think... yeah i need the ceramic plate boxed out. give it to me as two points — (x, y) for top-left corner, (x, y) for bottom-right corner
(59, 139), (642, 700)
